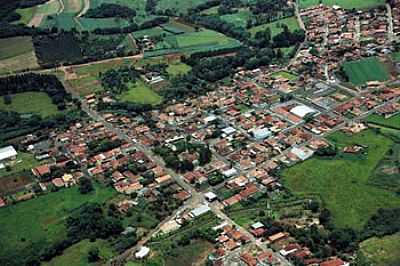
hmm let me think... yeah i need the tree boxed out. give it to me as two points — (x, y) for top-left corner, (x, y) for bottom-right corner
(3, 94), (12, 105)
(78, 177), (94, 194)
(87, 247), (100, 262)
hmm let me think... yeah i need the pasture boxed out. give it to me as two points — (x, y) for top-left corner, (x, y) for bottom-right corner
(43, 239), (115, 266)
(249, 16), (300, 37)
(119, 81), (163, 105)
(0, 37), (35, 60)
(220, 9), (252, 28)
(367, 113), (400, 130)
(0, 92), (59, 118)
(299, 0), (385, 10)
(360, 233), (400, 266)
(0, 184), (117, 265)
(282, 130), (400, 230)
(342, 57), (390, 86)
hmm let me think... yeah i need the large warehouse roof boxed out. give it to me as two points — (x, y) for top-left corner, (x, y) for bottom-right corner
(0, 146), (17, 161)
(290, 105), (316, 118)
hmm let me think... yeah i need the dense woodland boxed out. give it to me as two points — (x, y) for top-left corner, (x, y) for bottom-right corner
(85, 4), (137, 19)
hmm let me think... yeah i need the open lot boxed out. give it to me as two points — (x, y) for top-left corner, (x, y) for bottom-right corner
(119, 81), (163, 105)
(166, 61), (191, 76)
(360, 233), (400, 266)
(0, 172), (34, 195)
(0, 92), (59, 118)
(342, 57), (390, 86)
(299, 0), (385, 10)
(0, 184), (117, 265)
(271, 70), (298, 80)
(0, 153), (40, 178)
(43, 239), (115, 266)
(282, 130), (400, 230)
(249, 16), (300, 37)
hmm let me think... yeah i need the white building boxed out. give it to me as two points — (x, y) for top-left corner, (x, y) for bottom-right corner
(251, 128), (272, 140)
(190, 204), (211, 218)
(0, 146), (17, 168)
(135, 246), (150, 259)
(290, 105), (317, 118)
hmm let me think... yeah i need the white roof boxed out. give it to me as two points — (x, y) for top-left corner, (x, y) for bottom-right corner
(251, 222), (264, 229)
(0, 146), (17, 161)
(222, 168), (237, 177)
(222, 127), (236, 135)
(204, 191), (217, 200)
(190, 204), (211, 217)
(290, 105), (316, 118)
(135, 246), (150, 259)
(252, 128), (272, 140)
(291, 147), (314, 161)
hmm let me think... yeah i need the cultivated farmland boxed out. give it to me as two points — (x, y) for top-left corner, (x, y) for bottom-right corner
(0, 36), (35, 60)
(342, 57), (390, 86)
(282, 130), (400, 230)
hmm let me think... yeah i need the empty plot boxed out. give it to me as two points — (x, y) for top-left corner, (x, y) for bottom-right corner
(342, 57), (390, 85)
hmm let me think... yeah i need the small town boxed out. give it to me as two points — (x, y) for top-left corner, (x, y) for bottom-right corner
(0, 0), (399, 266)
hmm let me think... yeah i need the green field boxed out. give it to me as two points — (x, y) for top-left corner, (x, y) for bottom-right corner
(220, 9), (252, 28)
(156, 0), (210, 14)
(271, 70), (298, 80)
(0, 153), (40, 178)
(166, 61), (191, 76)
(342, 57), (390, 86)
(282, 130), (400, 230)
(299, 0), (385, 10)
(43, 239), (115, 266)
(0, 92), (59, 118)
(249, 16), (300, 37)
(16, 0), (61, 25)
(0, 37), (35, 60)
(391, 52), (400, 62)
(367, 113), (400, 130)
(361, 233), (400, 266)
(0, 184), (117, 264)
(119, 81), (163, 105)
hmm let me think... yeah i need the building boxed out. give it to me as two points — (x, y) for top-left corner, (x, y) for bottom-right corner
(290, 105), (317, 118)
(190, 204), (211, 217)
(251, 128), (272, 140)
(135, 246), (150, 259)
(204, 191), (218, 202)
(0, 146), (17, 167)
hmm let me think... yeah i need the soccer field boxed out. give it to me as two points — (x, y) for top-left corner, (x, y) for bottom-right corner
(342, 57), (390, 86)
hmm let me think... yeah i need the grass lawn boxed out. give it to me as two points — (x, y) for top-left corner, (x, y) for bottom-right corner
(299, 0), (385, 10)
(282, 130), (400, 230)
(0, 37), (34, 60)
(342, 57), (390, 86)
(166, 61), (191, 76)
(0, 152), (40, 178)
(0, 92), (59, 118)
(174, 29), (238, 47)
(367, 113), (400, 130)
(360, 233), (400, 266)
(220, 9), (252, 28)
(249, 16), (300, 37)
(119, 81), (162, 105)
(0, 184), (117, 264)
(43, 239), (115, 266)
(271, 70), (298, 80)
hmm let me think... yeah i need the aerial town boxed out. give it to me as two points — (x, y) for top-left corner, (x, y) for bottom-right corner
(0, 0), (399, 266)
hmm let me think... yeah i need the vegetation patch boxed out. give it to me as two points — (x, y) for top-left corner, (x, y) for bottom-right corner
(0, 92), (59, 118)
(282, 130), (400, 230)
(360, 233), (400, 266)
(367, 113), (400, 130)
(249, 16), (300, 37)
(0, 36), (35, 60)
(119, 81), (163, 105)
(0, 152), (41, 178)
(220, 9), (253, 28)
(271, 70), (298, 80)
(342, 57), (390, 86)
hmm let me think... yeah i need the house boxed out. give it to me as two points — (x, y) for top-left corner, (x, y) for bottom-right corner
(32, 164), (51, 178)
(0, 145), (17, 166)
(204, 191), (218, 202)
(135, 246), (150, 259)
(320, 258), (350, 266)
(268, 232), (288, 243)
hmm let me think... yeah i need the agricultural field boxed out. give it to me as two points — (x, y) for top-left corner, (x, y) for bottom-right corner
(367, 113), (400, 130)
(43, 239), (115, 266)
(220, 9), (252, 28)
(15, 0), (61, 26)
(146, 29), (241, 57)
(342, 57), (390, 86)
(299, 0), (385, 10)
(282, 130), (400, 230)
(0, 153), (40, 178)
(0, 184), (117, 265)
(360, 233), (400, 266)
(249, 16), (300, 37)
(0, 92), (59, 118)
(119, 81), (163, 105)
(156, 0), (210, 14)
(0, 37), (35, 61)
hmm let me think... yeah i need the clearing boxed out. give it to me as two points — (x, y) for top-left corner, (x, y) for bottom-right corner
(360, 233), (400, 266)
(220, 9), (252, 28)
(0, 153), (40, 178)
(0, 184), (117, 265)
(342, 57), (390, 86)
(119, 81), (163, 105)
(0, 92), (59, 118)
(249, 16), (300, 37)
(282, 129), (400, 230)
